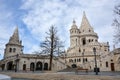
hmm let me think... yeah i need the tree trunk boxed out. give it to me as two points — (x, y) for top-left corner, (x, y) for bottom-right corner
(49, 34), (54, 70)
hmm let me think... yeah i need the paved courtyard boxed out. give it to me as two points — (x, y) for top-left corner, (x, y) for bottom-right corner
(0, 71), (120, 80)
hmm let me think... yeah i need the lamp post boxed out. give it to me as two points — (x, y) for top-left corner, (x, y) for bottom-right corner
(93, 47), (98, 75)
(15, 54), (19, 72)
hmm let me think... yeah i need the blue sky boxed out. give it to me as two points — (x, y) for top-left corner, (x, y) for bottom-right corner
(0, 0), (119, 59)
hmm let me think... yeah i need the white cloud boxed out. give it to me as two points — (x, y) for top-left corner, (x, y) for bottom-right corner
(0, 0), (116, 59)
(21, 0), (115, 50)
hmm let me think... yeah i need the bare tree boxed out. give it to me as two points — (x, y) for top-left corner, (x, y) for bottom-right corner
(113, 3), (120, 46)
(40, 26), (64, 70)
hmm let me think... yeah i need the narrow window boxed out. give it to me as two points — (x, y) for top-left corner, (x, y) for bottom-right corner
(79, 48), (81, 52)
(79, 59), (81, 62)
(82, 38), (86, 45)
(88, 39), (90, 42)
(13, 48), (16, 52)
(86, 58), (88, 62)
(74, 59), (76, 62)
(9, 48), (12, 52)
(106, 61), (108, 67)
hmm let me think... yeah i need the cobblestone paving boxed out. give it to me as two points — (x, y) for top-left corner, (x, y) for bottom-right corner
(0, 71), (120, 80)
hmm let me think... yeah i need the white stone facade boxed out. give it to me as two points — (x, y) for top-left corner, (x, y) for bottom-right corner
(0, 27), (66, 72)
(65, 12), (120, 71)
(0, 12), (120, 72)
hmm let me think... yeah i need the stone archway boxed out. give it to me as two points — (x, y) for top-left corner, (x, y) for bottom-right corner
(7, 61), (13, 70)
(30, 62), (35, 71)
(44, 63), (48, 70)
(36, 61), (42, 70)
(71, 64), (77, 68)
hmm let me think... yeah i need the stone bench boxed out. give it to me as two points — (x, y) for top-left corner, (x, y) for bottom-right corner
(75, 68), (88, 73)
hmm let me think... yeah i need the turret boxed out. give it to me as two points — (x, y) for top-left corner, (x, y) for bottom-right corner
(4, 27), (23, 58)
(79, 12), (98, 45)
(70, 20), (79, 47)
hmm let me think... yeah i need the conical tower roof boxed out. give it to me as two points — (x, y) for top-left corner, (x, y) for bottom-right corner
(80, 11), (93, 32)
(79, 11), (98, 38)
(8, 27), (21, 45)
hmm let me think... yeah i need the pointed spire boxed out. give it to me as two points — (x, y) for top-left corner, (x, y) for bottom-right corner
(13, 27), (19, 41)
(71, 19), (78, 29)
(9, 26), (21, 45)
(80, 11), (91, 28)
(80, 11), (94, 32)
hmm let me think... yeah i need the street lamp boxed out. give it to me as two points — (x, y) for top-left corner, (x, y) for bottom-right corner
(15, 54), (19, 72)
(93, 47), (98, 75)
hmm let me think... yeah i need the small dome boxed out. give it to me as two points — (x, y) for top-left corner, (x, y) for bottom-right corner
(71, 20), (78, 29)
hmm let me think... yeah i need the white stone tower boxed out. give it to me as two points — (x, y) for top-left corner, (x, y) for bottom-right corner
(70, 20), (79, 47)
(4, 27), (23, 59)
(79, 11), (98, 46)
(67, 12), (110, 70)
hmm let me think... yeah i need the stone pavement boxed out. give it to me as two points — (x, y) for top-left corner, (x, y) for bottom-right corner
(0, 71), (120, 80)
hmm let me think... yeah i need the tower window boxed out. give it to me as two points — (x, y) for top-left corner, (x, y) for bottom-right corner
(82, 38), (86, 45)
(95, 39), (97, 42)
(88, 39), (90, 42)
(9, 48), (12, 52)
(89, 29), (91, 32)
(79, 48), (81, 52)
(85, 58), (88, 62)
(13, 48), (16, 52)
(79, 59), (81, 62)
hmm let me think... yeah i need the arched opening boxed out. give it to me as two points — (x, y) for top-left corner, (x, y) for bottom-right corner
(9, 48), (12, 52)
(44, 63), (48, 70)
(36, 61), (42, 70)
(30, 62), (35, 71)
(23, 64), (26, 71)
(13, 48), (16, 52)
(82, 38), (86, 45)
(7, 61), (13, 70)
(71, 64), (77, 68)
